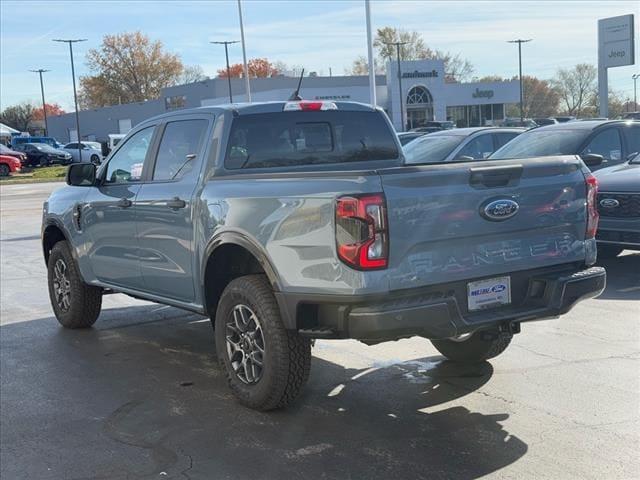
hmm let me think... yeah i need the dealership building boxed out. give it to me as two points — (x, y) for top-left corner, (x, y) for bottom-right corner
(48, 60), (520, 143)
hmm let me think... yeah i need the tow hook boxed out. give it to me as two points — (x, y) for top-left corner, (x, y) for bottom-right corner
(481, 322), (520, 340)
(501, 321), (521, 335)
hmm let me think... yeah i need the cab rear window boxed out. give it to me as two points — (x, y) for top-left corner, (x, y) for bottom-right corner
(224, 111), (399, 169)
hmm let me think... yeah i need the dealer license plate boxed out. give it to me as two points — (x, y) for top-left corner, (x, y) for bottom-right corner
(467, 276), (511, 311)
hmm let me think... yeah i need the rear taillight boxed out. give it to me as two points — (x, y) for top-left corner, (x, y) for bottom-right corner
(336, 194), (388, 270)
(585, 174), (599, 239)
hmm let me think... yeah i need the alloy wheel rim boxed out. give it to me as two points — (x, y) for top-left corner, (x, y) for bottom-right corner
(226, 304), (265, 384)
(53, 259), (71, 312)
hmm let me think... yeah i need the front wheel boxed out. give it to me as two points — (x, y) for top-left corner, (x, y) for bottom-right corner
(0, 164), (9, 176)
(431, 330), (512, 364)
(214, 274), (311, 410)
(47, 241), (102, 328)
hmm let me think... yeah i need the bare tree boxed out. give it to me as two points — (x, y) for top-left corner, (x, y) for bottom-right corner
(180, 65), (208, 84)
(552, 64), (597, 117)
(368, 27), (474, 81)
(0, 102), (36, 132)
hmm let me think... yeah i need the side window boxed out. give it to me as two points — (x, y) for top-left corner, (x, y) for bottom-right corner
(494, 132), (519, 149)
(104, 126), (154, 184)
(455, 134), (494, 160)
(623, 125), (640, 158)
(582, 128), (622, 163)
(152, 119), (208, 181)
(66, 143), (77, 149)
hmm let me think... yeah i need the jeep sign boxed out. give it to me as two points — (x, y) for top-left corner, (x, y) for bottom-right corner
(599, 14), (635, 69)
(598, 14), (635, 117)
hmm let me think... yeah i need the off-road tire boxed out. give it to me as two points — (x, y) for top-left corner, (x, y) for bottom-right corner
(431, 330), (512, 364)
(597, 245), (623, 259)
(215, 274), (311, 411)
(0, 164), (10, 176)
(48, 241), (102, 328)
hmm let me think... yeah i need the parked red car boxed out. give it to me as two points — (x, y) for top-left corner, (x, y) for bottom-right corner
(0, 154), (22, 176)
(0, 144), (28, 165)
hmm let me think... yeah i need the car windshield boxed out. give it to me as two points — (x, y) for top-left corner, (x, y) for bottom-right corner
(84, 142), (101, 150)
(403, 135), (464, 164)
(630, 153), (640, 164)
(490, 129), (590, 159)
(31, 143), (57, 152)
(0, 145), (11, 153)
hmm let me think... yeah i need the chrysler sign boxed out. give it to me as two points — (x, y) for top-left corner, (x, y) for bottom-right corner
(599, 14), (635, 68)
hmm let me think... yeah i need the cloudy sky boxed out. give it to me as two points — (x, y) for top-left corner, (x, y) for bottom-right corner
(1, 0), (638, 110)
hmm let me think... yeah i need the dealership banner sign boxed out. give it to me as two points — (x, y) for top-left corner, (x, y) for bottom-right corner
(599, 14), (635, 67)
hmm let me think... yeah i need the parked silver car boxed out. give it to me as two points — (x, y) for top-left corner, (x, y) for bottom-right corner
(403, 127), (523, 164)
(62, 142), (103, 164)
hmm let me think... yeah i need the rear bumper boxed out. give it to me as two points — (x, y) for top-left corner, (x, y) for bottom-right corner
(275, 265), (606, 342)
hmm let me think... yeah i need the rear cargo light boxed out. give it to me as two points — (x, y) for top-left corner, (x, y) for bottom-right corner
(336, 194), (388, 269)
(283, 101), (338, 111)
(585, 174), (599, 239)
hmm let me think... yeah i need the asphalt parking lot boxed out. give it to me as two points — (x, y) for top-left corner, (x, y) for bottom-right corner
(1, 182), (638, 480)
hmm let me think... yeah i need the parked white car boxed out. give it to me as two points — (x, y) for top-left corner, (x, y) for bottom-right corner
(62, 142), (103, 164)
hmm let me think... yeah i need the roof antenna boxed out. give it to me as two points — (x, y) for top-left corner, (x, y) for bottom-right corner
(288, 68), (305, 101)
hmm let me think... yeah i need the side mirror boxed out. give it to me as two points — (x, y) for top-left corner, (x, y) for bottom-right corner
(67, 163), (96, 186)
(581, 153), (604, 167)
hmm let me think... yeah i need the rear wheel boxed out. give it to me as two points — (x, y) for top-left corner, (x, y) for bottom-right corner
(90, 154), (100, 164)
(431, 330), (512, 364)
(0, 164), (9, 176)
(47, 241), (102, 328)
(597, 245), (623, 259)
(214, 274), (311, 410)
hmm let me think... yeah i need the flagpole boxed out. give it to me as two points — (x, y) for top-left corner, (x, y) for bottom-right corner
(237, 0), (252, 102)
(365, 0), (376, 107)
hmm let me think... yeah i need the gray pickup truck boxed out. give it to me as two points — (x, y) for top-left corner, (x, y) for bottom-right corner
(42, 101), (606, 410)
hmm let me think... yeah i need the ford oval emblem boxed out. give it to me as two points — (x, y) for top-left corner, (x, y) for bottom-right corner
(481, 199), (519, 221)
(599, 198), (620, 208)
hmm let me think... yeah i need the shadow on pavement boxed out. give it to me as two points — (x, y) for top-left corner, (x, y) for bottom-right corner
(595, 252), (640, 301)
(1, 305), (528, 480)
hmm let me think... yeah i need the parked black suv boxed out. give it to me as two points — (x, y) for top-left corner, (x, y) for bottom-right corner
(592, 152), (640, 257)
(12, 142), (72, 167)
(490, 120), (640, 170)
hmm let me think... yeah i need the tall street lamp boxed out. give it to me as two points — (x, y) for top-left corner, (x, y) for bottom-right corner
(508, 38), (532, 124)
(384, 41), (408, 131)
(29, 69), (50, 136)
(53, 38), (87, 161)
(211, 40), (240, 103)
(633, 74), (639, 110)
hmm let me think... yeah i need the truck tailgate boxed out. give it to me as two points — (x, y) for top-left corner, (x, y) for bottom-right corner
(379, 156), (589, 291)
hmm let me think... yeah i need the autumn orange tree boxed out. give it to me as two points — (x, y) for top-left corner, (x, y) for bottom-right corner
(32, 103), (65, 120)
(217, 58), (281, 78)
(79, 32), (184, 108)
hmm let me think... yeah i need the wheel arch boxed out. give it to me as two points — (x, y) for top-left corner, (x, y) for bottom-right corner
(42, 220), (71, 265)
(201, 231), (282, 318)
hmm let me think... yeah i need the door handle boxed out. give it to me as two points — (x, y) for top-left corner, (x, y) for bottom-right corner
(116, 198), (132, 208)
(165, 197), (187, 210)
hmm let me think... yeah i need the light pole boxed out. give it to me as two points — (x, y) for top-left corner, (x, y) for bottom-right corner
(211, 41), (240, 103)
(53, 38), (87, 161)
(633, 74), (639, 110)
(384, 41), (408, 131)
(29, 69), (50, 136)
(508, 39), (532, 124)
(237, 0), (251, 102)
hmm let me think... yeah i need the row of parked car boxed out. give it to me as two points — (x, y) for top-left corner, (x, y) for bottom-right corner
(0, 139), (104, 175)
(398, 118), (640, 258)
